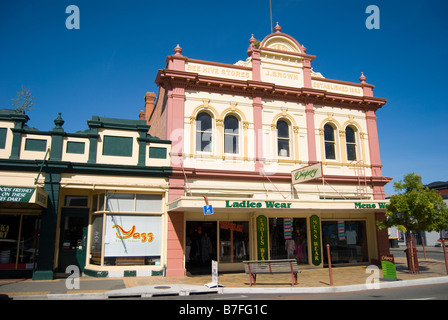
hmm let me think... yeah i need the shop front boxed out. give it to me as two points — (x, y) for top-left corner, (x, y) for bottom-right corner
(0, 186), (48, 277)
(169, 197), (388, 274)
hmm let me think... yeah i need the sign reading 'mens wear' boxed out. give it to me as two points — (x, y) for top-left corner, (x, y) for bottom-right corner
(291, 163), (323, 185)
(104, 215), (161, 257)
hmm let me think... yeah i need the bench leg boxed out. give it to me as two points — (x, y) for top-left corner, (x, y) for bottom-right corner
(293, 272), (298, 286)
(248, 273), (257, 286)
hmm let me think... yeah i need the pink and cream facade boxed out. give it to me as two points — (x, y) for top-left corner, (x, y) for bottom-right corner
(143, 24), (391, 277)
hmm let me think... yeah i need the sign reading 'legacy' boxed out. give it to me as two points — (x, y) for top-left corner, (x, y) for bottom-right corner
(291, 163), (323, 185)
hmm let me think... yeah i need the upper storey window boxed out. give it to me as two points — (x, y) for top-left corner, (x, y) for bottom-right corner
(196, 112), (213, 152)
(277, 119), (290, 157)
(324, 124), (336, 160)
(224, 115), (239, 154)
(345, 126), (357, 161)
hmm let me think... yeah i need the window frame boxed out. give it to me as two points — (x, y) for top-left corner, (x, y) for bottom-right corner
(277, 119), (291, 158)
(324, 123), (336, 160)
(195, 112), (213, 153)
(345, 126), (357, 161)
(223, 114), (240, 155)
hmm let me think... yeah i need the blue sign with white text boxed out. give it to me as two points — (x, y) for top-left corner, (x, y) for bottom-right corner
(203, 205), (213, 215)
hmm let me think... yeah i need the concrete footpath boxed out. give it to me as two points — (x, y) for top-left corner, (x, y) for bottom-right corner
(1, 247), (448, 300)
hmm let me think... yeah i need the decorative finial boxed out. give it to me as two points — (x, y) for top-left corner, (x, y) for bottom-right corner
(274, 22), (282, 33)
(53, 112), (64, 131)
(247, 34), (258, 56)
(359, 72), (367, 84)
(249, 34), (256, 45)
(174, 44), (183, 55)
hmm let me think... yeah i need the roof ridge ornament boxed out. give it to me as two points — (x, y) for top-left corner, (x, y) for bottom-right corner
(274, 22), (282, 33)
(359, 72), (367, 84)
(174, 44), (183, 56)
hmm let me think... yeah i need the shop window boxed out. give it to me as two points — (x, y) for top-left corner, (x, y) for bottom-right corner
(224, 115), (239, 154)
(90, 214), (161, 266)
(269, 218), (308, 264)
(103, 193), (163, 213)
(322, 220), (368, 265)
(219, 221), (249, 263)
(0, 215), (39, 270)
(89, 193), (164, 266)
(277, 120), (290, 157)
(324, 124), (336, 160)
(196, 112), (213, 152)
(345, 126), (357, 161)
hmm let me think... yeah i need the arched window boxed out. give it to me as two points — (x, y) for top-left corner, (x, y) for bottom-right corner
(196, 112), (212, 152)
(277, 119), (290, 157)
(224, 115), (239, 154)
(324, 124), (336, 160)
(345, 126), (357, 161)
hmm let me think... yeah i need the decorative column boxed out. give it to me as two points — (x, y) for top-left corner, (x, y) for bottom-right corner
(165, 44), (187, 277)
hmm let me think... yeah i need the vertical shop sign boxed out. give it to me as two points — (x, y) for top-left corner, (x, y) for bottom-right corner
(381, 254), (397, 280)
(256, 215), (268, 260)
(310, 215), (322, 266)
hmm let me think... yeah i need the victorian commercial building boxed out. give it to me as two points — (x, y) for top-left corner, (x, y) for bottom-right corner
(141, 24), (392, 276)
(0, 110), (171, 279)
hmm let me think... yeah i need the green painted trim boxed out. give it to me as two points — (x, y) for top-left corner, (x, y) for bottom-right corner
(102, 136), (133, 157)
(66, 141), (86, 154)
(25, 138), (47, 152)
(151, 270), (164, 276)
(149, 147), (167, 159)
(84, 269), (108, 278)
(0, 128), (7, 149)
(124, 270), (137, 277)
(32, 270), (54, 280)
(50, 134), (63, 161)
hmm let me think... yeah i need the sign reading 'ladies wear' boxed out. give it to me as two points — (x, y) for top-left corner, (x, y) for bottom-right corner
(256, 215), (268, 260)
(104, 215), (161, 257)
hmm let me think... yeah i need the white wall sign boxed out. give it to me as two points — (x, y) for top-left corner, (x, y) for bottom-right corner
(104, 215), (161, 257)
(291, 163), (323, 185)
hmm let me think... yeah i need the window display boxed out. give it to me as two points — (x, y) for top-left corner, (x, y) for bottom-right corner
(219, 221), (249, 263)
(0, 215), (39, 270)
(269, 218), (308, 264)
(322, 220), (368, 264)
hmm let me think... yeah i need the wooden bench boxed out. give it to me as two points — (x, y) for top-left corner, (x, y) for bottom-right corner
(243, 259), (301, 286)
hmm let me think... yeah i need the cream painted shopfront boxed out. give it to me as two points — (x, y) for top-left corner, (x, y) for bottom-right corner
(0, 109), (172, 279)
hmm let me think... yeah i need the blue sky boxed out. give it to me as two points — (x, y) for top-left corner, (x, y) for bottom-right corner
(1, 0), (447, 194)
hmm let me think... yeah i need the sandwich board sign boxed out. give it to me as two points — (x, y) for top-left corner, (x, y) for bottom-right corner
(380, 254), (397, 280)
(205, 260), (224, 288)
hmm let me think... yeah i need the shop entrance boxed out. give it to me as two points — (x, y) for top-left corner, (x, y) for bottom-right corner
(57, 208), (89, 273)
(185, 221), (217, 275)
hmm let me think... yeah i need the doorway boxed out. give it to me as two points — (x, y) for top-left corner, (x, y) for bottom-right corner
(185, 221), (217, 275)
(57, 208), (89, 273)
